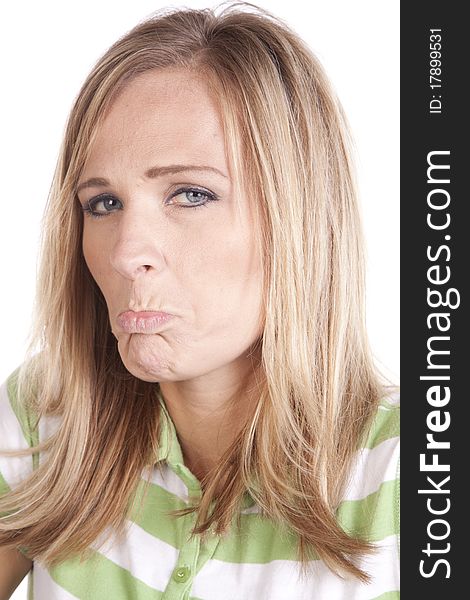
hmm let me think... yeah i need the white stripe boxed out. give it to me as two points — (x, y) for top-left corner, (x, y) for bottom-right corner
(144, 463), (263, 515)
(240, 437), (400, 512)
(192, 534), (399, 600)
(143, 463), (190, 502)
(89, 519), (179, 591)
(241, 504), (261, 515)
(344, 436), (400, 501)
(0, 380), (33, 489)
(38, 413), (61, 466)
(143, 435), (399, 511)
(33, 562), (80, 599)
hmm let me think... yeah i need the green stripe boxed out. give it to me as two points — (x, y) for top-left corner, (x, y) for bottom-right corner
(130, 477), (302, 563)
(129, 478), (299, 562)
(129, 478), (188, 550)
(6, 370), (40, 469)
(213, 479), (399, 564)
(363, 405), (399, 449)
(371, 592), (400, 600)
(337, 480), (399, 541)
(215, 512), (301, 563)
(0, 470), (13, 519)
(129, 473), (399, 565)
(27, 572), (33, 600)
(49, 549), (165, 600)
(0, 470), (10, 498)
(0, 470), (31, 558)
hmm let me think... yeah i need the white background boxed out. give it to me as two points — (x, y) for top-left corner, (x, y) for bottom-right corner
(1, 1), (398, 596)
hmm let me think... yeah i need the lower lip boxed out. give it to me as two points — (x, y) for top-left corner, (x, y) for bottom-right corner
(117, 311), (174, 334)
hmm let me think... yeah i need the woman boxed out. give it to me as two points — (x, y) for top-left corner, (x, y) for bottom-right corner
(0, 2), (399, 598)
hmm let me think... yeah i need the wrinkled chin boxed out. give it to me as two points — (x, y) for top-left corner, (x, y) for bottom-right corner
(117, 333), (175, 382)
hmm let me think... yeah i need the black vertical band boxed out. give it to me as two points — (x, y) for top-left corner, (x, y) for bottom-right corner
(401, 2), (467, 596)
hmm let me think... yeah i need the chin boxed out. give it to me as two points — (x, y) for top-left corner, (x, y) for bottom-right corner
(117, 334), (174, 382)
(122, 354), (173, 382)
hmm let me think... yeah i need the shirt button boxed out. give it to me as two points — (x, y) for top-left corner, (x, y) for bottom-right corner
(172, 566), (191, 583)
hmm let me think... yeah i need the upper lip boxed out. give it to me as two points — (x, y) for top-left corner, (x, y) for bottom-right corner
(116, 309), (174, 334)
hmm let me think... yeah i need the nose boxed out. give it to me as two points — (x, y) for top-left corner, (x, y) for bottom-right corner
(109, 208), (166, 281)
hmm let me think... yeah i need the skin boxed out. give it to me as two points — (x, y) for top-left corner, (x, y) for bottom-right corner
(78, 68), (264, 481)
(0, 547), (32, 598)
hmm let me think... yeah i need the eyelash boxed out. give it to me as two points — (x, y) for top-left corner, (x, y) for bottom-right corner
(81, 187), (219, 219)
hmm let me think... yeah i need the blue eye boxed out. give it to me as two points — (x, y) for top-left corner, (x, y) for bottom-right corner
(167, 187), (219, 209)
(82, 194), (122, 218)
(80, 187), (219, 219)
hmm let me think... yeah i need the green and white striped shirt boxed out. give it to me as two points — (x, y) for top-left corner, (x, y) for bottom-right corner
(0, 372), (400, 599)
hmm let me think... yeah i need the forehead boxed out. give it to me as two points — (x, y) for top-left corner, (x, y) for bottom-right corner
(85, 68), (229, 174)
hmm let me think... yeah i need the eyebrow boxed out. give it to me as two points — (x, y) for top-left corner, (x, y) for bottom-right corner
(76, 164), (228, 194)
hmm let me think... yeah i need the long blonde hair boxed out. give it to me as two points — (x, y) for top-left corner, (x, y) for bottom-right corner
(0, 1), (389, 581)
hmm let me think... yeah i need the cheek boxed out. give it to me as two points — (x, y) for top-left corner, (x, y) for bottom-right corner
(82, 227), (109, 290)
(204, 221), (259, 278)
(205, 228), (263, 314)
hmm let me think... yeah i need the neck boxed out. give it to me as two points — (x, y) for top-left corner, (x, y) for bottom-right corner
(158, 354), (262, 483)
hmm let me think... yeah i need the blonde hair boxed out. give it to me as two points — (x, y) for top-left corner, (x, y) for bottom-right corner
(0, 1), (391, 581)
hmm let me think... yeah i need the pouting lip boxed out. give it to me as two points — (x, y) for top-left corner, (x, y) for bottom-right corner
(116, 310), (174, 334)
(117, 309), (172, 316)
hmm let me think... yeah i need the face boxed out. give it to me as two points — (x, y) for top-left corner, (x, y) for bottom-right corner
(78, 68), (264, 384)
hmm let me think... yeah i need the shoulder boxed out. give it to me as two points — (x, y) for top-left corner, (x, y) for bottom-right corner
(0, 369), (39, 446)
(340, 387), (400, 523)
(0, 366), (62, 495)
(346, 388), (400, 500)
(339, 387), (400, 552)
(336, 390), (400, 589)
(0, 369), (38, 494)
(365, 387), (400, 450)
